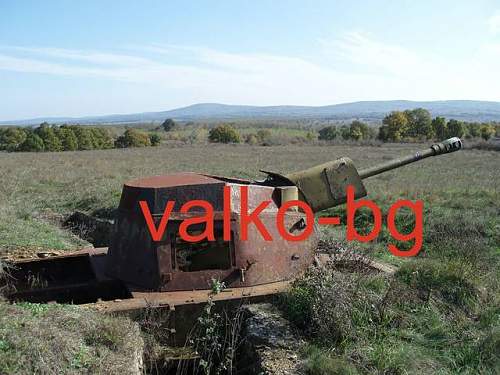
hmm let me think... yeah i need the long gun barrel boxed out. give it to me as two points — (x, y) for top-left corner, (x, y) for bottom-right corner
(358, 137), (462, 179)
(263, 137), (463, 212)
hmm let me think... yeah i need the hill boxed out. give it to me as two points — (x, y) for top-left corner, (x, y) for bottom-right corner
(3, 100), (500, 125)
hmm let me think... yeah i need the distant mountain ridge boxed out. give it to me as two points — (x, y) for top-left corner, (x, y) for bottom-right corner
(3, 100), (500, 125)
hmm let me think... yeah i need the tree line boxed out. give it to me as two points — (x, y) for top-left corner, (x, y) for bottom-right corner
(0, 123), (161, 152)
(317, 109), (498, 142)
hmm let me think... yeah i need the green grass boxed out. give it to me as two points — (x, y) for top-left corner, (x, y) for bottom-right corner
(0, 302), (143, 374)
(303, 345), (359, 375)
(281, 171), (500, 373)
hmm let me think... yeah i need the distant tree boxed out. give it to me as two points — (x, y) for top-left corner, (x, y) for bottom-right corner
(379, 111), (409, 141)
(479, 124), (495, 140)
(70, 126), (95, 150)
(89, 128), (114, 149)
(431, 117), (447, 140)
(339, 125), (351, 140)
(149, 133), (161, 146)
(446, 119), (466, 138)
(318, 125), (337, 141)
(19, 132), (44, 152)
(465, 122), (481, 138)
(115, 129), (152, 148)
(349, 120), (370, 140)
(366, 126), (377, 139)
(161, 118), (178, 132)
(0, 127), (27, 151)
(35, 124), (62, 152)
(377, 125), (389, 141)
(57, 127), (78, 151)
(404, 108), (433, 138)
(208, 125), (241, 143)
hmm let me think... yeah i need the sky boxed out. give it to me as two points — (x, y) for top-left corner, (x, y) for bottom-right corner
(1, 0), (500, 120)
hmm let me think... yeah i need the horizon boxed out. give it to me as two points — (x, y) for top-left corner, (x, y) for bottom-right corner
(4, 99), (500, 124)
(2, 1), (500, 120)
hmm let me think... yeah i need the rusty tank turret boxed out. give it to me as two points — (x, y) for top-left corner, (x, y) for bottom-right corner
(5, 138), (462, 325)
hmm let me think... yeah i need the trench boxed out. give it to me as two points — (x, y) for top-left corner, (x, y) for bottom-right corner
(63, 210), (115, 248)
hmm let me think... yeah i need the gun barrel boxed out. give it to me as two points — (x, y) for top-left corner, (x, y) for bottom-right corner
(358, 137), (463, 179)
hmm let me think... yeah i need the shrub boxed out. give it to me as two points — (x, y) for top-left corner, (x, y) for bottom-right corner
(115, 129), (151, 148)
(318, 126), (337, 141)
(256, 129), (272, 144)
(479, 124), (495, 141)
(245, 133), (259, 145)
(349, 120), (370, 140)
(149, 133), (161, 146)
(208, 125), (241, 143)
(467, 123), (481, 138)
(339, 125), (350, 140)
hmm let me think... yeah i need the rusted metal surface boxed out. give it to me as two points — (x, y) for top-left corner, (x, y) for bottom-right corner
(105, 173), (317, 292)
(88, 280), (290, 313)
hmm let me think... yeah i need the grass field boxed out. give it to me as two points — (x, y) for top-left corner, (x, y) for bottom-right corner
(0, 142), (499, 373)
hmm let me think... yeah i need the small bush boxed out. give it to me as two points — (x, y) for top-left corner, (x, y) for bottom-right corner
(245, 133), (259, 145)
(480, 124), (496, 141)
(149, 133), (161, 146)
(208, 124), (241, 143)
(318, 126), (338, 141)
(255, 129), (272, 144)
(115, 129), (152, 148)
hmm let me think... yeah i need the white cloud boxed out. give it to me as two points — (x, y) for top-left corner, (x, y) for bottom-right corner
(488, 12), (500, 34)
(0, 33), (499, 113)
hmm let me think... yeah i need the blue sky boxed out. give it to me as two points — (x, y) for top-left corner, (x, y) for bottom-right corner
(1, 0), (500, 120)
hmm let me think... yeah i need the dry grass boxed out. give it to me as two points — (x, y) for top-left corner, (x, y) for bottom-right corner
(0, 142), (498, 253)
(0, 302), (143, 374)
